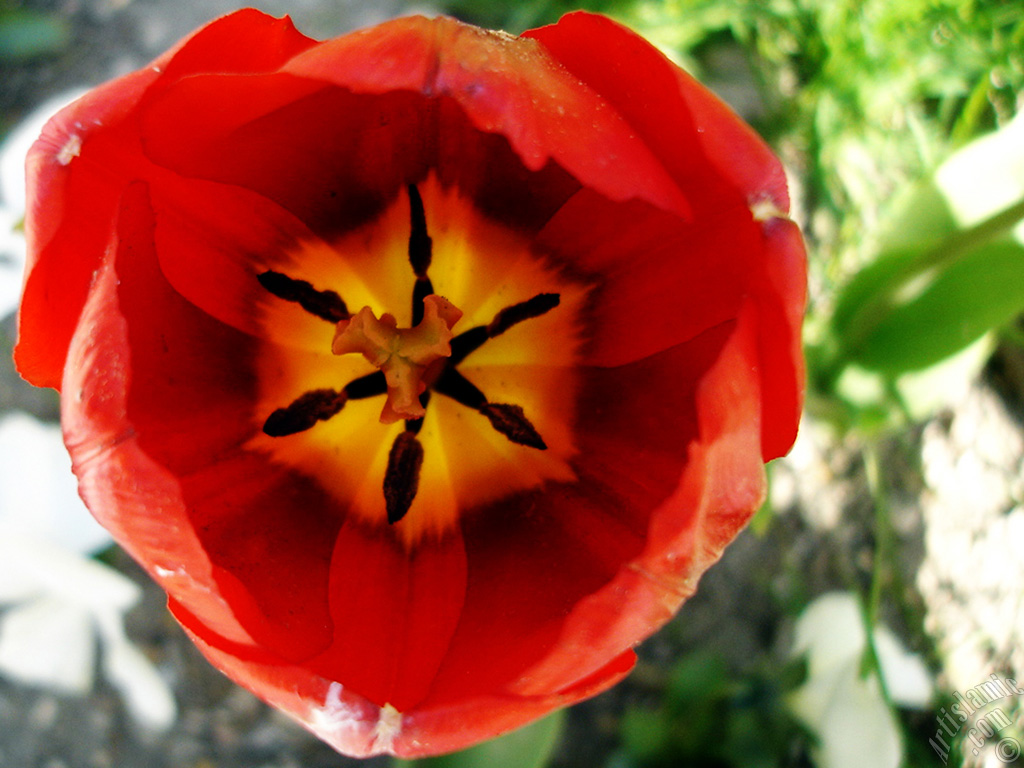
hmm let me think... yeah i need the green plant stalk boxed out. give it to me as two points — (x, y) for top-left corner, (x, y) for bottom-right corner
(859, 443), (893, 707)
(950, 72), (996, 147)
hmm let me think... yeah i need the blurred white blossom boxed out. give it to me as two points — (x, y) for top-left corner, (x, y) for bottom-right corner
(0, 413), (176, 732)
(788, 592), (932, 768)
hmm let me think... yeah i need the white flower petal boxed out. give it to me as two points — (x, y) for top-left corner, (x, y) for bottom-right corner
(0, 207), (25, 319)
(94, 608), (177, 733)
(874, 626), (934, 708)
(0, 596), (95, 694)
(0, 412), (111, 554)
(792, 592), (866, 674)
(790, 656), (903, 768)
(0, 529), (140, 612)
(934, 108), (1024, 240)
(788, 656), (848, 727)
(789, 592), (933, 768)
(813, 658), (903, 768)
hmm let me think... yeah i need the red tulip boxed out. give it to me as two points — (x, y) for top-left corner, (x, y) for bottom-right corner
(15, 8), (806, 758)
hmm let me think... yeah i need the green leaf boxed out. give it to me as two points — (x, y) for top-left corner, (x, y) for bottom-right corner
(0, 11), (71, 62)
(393, 709), (564, 768)
(850, 234), (1024, 373)
(829, 110), (1024, 378)
(619, 706), (672, 763)
(665, 650), (729, 708)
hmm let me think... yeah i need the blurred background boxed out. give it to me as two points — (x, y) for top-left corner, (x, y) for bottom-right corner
(0, 0), (1022, 767)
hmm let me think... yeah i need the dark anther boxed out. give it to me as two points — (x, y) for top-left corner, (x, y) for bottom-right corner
(433, 368), (487, 410)
(448, 327), (489, 368)
(448, 293), (561, 366)
(258, 270), (349, 323)
(434, 369), (547, 450)
(407, 185), (434, 327)
(384, 431), (424, 524)
(344, 371), (388, 400)
(407, 185), (432, 278)
(488, 293), (560, 337)
(412, 275), (435, 327)
(480, 403), (547, 450)
(263, 388), (347, 437)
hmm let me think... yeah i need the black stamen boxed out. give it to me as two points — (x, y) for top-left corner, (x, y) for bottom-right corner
(407, 184), (432, 278)
(407, 185), (434, 326)
(344, 371), (388, 400)
(448, 327), (489, 368)
(433, 368), (487, 410)
(412, 275), (434, 327)
(480, 403), (547, 450)
(448, 294), (561, 366)
(263, 388), (347, 437)
(258, 270), (349, 323)
(384, 431), (424, 524)
(488, 293), (560, 337)
(434, 370), (547, 450)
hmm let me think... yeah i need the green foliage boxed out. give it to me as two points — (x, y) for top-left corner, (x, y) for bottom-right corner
(0, 7), (70, 62)
(812, 110), (1024, 429)
(624, 0), (1022, 216)
(441, 0), (620, 32)
(612, 0), (1024, 432)
(612, 652), (810, 768)
(393, 710), (564, 768)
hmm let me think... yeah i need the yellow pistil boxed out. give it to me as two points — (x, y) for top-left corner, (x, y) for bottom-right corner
(332, 294), (463, 423)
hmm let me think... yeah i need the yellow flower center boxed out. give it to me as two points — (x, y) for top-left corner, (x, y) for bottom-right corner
(248, 174), (590, 547)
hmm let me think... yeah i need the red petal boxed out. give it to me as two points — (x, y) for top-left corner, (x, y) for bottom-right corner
(750, 217), (807, 460)
(15, 9), (316, 389)
(395, 650), (635, 757)
(64, 182), (341, 662)
(133, 14), (690, 238)
(538, 188), (755, 367)
(415, 322), (723, 706)
(539, 187), (804, 459)
(282, 16), (691, 217)
(146, 174), (340, 351)
(310, 522), (467, 711)
(61, 182), (254, 647)
(515, 306), (768, 697)
(178, 619), (633, 758)
(525, 11), (789, 213)
(157, 9), (315, 80)
(16, 69), (159, 389)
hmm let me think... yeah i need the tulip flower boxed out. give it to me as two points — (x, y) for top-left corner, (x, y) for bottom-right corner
(15, 8), (806, 758)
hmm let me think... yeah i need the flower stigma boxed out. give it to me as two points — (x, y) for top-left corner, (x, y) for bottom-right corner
(331, 294), (463, 424)
(250, 176), (588, 545)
